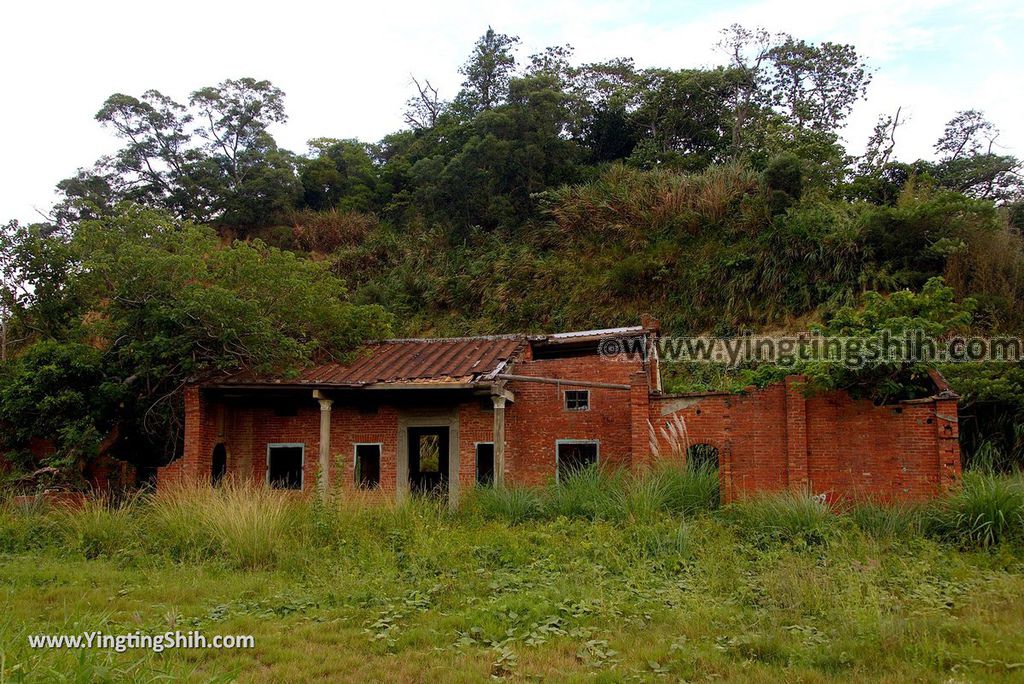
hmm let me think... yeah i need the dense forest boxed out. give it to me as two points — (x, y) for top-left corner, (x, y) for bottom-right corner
(1, 26), (1022, 488)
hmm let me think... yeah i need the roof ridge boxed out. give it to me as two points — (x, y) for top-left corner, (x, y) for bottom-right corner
(377, 326), (645, 345)
(376, 334), (528, 344)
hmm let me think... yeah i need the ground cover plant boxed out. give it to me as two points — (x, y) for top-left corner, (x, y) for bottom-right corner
(1, 468), (1023, 682)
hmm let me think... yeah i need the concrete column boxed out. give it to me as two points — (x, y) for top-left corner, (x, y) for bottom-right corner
(396, 425), (409, 504)
(317, 397), (333, 499)
(492, 395), (506, 488)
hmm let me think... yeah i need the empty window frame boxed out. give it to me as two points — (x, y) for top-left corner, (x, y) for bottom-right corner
(354, 443), (382, 489)
(556, 440), (598, 482)
(267, 443), (304, 490)
(475, 443), (495, 486)
(564, 389), (590, 411)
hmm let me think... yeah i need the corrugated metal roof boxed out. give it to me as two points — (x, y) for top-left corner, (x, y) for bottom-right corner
(207, 326), (647, 389)
(211, 336), (527, 388)
(542, 326), (644, 342)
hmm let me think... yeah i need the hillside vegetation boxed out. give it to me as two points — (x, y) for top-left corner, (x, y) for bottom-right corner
(1, 25), (1023, 485)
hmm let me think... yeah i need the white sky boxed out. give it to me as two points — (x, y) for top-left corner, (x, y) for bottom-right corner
(2, 0), (1022, 223)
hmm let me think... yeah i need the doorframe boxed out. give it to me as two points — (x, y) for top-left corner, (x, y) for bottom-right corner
(554, 439), (600, 484)
(266, 442), (306, 490)
(396, 410), (460, 507)
(353, 442), (383, 489)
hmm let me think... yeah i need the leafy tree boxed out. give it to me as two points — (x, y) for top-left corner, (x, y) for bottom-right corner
(455, 27), (521, 114)
(94, 90), (210, 220)
(299, 138), (380, 212)
(927, 110), (1022, 202)
(0, 205), (391, 481)
(764, 37), (871, 132)
(803, 277), (974, 402)
(0, 341), (121, 489)
(0, 221), (82, 342)
(717, 24), (776, 158)
(79, 78), (301, 228)
(627, 68), (742, 171)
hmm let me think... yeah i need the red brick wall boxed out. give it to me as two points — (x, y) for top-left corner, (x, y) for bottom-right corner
(160, 351), (649, 491)
(459, 401), (494, 490)
(650, 376), (962, 502)
(503, 354), (645, 486)
(161, 366), (960, 504)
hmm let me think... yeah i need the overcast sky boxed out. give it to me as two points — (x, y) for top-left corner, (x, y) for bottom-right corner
(2, 0), (1021, 223)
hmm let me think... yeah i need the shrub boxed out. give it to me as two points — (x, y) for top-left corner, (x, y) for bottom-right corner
(928, 471), (1024, 548)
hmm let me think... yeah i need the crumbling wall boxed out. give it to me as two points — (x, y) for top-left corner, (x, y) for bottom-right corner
(649, 376), (961, 502)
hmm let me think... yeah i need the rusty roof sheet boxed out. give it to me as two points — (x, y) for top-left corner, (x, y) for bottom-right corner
(206, 326), (650, 389)
(211, 335), (527, 388)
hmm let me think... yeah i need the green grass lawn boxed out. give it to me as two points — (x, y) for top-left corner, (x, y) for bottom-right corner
(2, 473), (1024, 682)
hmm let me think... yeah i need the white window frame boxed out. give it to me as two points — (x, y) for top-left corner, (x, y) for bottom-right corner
(266, 443), (305, 490)
(554, 439), (600, 483)
(474, 441), (495, 485)
(353, 442), (383, 489)
(564, 389), (590, 412)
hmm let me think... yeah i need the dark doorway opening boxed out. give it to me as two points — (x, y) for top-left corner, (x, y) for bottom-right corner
(268, 445), (303, 490)
(557, 441), (598, 482)
(408, 427), (449, 495)
(686, 443), (719, 471)
(211, 443), (227, 486)
(476, 443), (495, 486)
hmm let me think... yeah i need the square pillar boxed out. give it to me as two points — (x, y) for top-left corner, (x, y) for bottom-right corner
(630, 371), (651, 473)
(934, 397), (961, 494)
(492, 395), (507, 488)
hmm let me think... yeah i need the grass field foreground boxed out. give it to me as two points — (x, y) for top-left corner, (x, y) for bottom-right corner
(1, 468), (1023, 682)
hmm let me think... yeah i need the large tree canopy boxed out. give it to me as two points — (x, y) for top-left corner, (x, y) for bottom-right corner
(0, 206), (390, 487)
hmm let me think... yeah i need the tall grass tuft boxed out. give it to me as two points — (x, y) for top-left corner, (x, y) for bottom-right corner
(544, 466), (624, 520)
(147, 479), (295, 569)
(57, 496), (139, 559)
(726, 491), (835, 546)
(470, 485), (544, 524)
(655, 462), (721, 516)
(928, 471), (1024, 548)
(846, 501), (924, 540)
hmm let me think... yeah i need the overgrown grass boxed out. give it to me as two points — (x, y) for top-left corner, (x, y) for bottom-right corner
(724, 490), (837, 547)
(469, 463), (720, 523)
(2, 469), (1024, 681)
(145, 480), (297, 569)
(929, 470), (1024, 548)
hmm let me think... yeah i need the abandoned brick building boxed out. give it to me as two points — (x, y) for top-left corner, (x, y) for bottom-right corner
(158, 319), (962, 503)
